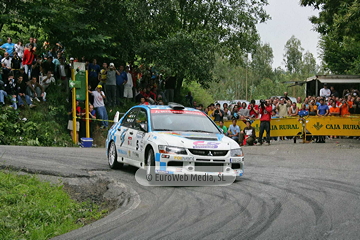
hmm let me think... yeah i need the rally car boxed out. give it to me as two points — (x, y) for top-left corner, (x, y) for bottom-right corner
(106, 103), (244, 179)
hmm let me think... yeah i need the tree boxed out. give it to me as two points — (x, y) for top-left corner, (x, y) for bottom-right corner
(283, 36), (304, 74)
(136, 0), (270, 99)
(300, 0), (360, 73)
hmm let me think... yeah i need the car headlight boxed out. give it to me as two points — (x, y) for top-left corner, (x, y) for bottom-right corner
(230, 148), (243, 157)
(158, 145), (187, 155)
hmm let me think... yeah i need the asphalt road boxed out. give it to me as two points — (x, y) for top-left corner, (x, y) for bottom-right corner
(1, 139), (360, 240)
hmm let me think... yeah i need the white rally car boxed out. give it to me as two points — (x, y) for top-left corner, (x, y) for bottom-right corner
(106, 104), (244, 179)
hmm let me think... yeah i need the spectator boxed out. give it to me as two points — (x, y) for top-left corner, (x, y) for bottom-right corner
(89, 85), (108, 129)
(309, 100), (317, 115)
(288, 102), (299, 117)
(339, 99), (350, 116)
(0, 37), (15, 57)
(139, 97), (149, 105)
(192, 101), (198, 109)
(276, 98), (290, 118)
(354, 96), (360, 114)
(41, 56), (55, 74)
(208, 103), (215, 117)
(57, 57), (71, 92)
(26, 76), (45, 102)
(317, 99), (329, 116)
(135, 87), (145, 103)
(11, 52), (22, 79)
(39, 71), (55, 90)
(31, 58), (41, 80)
(213, 103), (224, 121)
(239, 102), (250, 119)
(0, 85), (7, 106)
(283, 92), (290, 101)
(14, 41), (24, 60)
(330, 86), (339, 98)
(223, 106), (231, 120)
(80, 104), (96, 138)
(328, 102), (340, 116)
(4, 74), (18, 109)
(240, 119), (256, 146)
(185, 91), (193, 107)
(116, 65), (127, 105)
(296, 97), (302, 109)
(227, 119), (240, 143)
(298, 104), (309, 117)
(1, 52), (12, 81)
(124, 66), (134, 103)
(88, 59), (100, 90)
(25, 37), (37, 51)
(16, 76), (35, 108)
(258, 100), (272, 145)
(320, 83), (331, 98)
(99, 62), (108, 87)
(248, 99), (259, 118)
(106, 63), (119, 107)
(231, 105), (239, 119)
(67, 100), (81, 143)
(217, 120), (227, 133)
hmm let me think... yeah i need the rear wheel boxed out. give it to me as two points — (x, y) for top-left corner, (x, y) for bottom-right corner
(108, 141), (123, 169)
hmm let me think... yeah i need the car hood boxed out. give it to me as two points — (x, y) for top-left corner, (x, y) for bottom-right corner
(153, 131), (237, 150)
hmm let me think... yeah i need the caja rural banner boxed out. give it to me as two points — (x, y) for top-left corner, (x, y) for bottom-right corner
(306, 116), (360, 136)
(223, 117), (302, 137)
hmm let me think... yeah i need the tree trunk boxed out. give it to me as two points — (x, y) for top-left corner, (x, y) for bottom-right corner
(175, 76), (184, 102)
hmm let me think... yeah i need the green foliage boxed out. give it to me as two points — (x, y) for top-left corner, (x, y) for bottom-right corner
(185, 82), (215, 107)
(301, 0), (360, 73)
(0, 170), (107, 240)
(283, 36), (304, 74)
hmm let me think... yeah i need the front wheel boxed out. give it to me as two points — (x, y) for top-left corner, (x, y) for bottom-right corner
(145, 148), (155, 175)
(108, 141), (123, 169)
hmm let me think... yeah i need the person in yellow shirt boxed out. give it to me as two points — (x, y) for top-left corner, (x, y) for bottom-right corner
(208, 103), (215, 117)
(98, 62), (108, 86)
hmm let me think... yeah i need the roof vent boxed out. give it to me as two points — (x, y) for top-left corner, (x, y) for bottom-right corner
(168, 102), (185, 110)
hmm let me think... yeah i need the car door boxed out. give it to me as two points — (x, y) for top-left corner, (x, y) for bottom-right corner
(117, 108), (139, 159)
(131, 108), (149, 161)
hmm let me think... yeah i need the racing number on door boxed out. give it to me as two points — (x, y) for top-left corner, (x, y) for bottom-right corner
(136, 140), (139, 151)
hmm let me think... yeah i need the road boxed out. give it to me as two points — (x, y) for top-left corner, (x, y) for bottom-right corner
(1, 139), (360, 240)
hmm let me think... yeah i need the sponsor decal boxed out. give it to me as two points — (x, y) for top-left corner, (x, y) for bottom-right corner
(128, 136), (132, 140)
(173, 156), (194, 161)
(118, 149), (127, 155)
(161, 154), (170, 158)
(193, 141), (221, 149)
(136, 132), (145, 138)
(230, 158), (242, 163)
(132, 151), (139, 158)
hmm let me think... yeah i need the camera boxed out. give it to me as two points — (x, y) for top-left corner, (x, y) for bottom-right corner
(260, 99), (266, 108)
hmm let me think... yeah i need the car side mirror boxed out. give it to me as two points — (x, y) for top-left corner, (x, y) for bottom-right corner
(140, 123), (147, 132)
(219, 128), (224, 134)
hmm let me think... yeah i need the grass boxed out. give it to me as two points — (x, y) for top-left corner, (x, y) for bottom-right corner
(0, 170), (107, 240)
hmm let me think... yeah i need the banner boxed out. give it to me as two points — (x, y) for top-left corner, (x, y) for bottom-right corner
(222, 117), (302, 137)
(306, 116), (360, 136)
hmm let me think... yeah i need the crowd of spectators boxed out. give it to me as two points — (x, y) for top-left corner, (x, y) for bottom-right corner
(0, 36), (181, 141)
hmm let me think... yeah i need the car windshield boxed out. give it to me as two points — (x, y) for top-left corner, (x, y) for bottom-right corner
(150, 109), (220, 133)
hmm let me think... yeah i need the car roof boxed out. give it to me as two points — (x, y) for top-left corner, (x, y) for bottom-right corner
(130, 104), (200, 112)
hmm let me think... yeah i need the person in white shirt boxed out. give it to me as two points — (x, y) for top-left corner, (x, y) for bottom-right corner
(40, 71), (55, 90)
(319, 83), (331, 98)
(124, 66), (133, 102)
(14, 41), (24, 59)
(89, 85), (108, 128)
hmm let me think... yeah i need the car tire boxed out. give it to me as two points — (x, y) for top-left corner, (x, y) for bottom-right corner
(108, 141), (123, 169)
(146, 148), (155, 176)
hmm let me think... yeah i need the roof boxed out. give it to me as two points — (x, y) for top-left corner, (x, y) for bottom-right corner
(306, 75), (360, 83)
(134, 104), (199, 111)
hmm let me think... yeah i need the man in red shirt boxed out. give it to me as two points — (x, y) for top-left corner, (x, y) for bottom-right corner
(248, 99), (259, 118)
(258, 99), (272, 145)
(22, 43), (35, 79)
